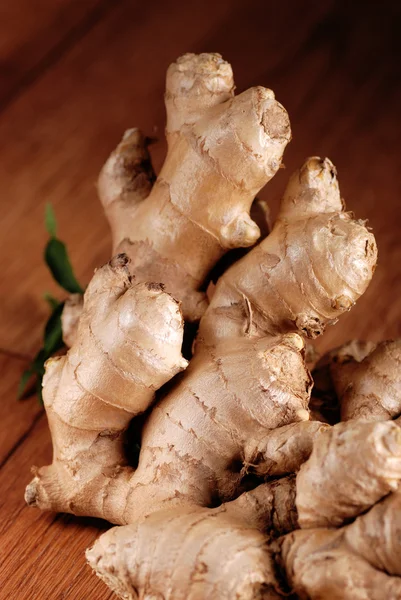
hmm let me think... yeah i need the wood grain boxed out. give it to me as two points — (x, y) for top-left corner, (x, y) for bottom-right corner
(0, 417), (114, 599)
(0, 353), (43, 466)
(1, 1), (400, 598)
(0, 0), (113, 109)
(0, 0), (339, 357)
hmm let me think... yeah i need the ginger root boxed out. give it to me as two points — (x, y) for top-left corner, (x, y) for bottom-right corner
(296, 420), (401, 528)
(98, 52), (291, 322)
(280, 526), (401, 600)
(277, 354), (401, 600)
(25, 254), (188, 518)
(87, 479), (298, 600)
(60, 292), (83, 348)
(279, 421), (401, 599)
(328, 339), (401, 421)
(25, 52), (394, 600)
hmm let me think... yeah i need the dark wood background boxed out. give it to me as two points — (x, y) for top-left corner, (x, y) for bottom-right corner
(1, 1), (400, 597)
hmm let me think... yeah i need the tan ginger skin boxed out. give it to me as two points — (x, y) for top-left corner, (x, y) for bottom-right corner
(278, 422), (401, 600)
(24, 53), (401, 599)
(278, 345), (401, 600)
(62, 53), (290, 344)
(98, 52), (291, 322)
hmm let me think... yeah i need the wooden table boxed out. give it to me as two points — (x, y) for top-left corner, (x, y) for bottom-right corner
(1, 1), (400, 598)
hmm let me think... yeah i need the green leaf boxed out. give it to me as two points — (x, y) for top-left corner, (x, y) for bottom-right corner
(45, 203), (57, 237)
(17, 302), (65, 401)
(17, 349), (46, 401)
(17, 369), (34, 400)
(18, 205), (83, 402)
(45, 238), (84, 294)
(31, 348), (47, 376)
(43, 292), (59, 310)
(44, 301), (65, 355)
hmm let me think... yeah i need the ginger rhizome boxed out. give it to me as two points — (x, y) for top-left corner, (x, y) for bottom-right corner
(278, 421), (401, 599)
(275, 342), (401, 600)
(98, 52), (291, 322)
(25, 52), (400, 600)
